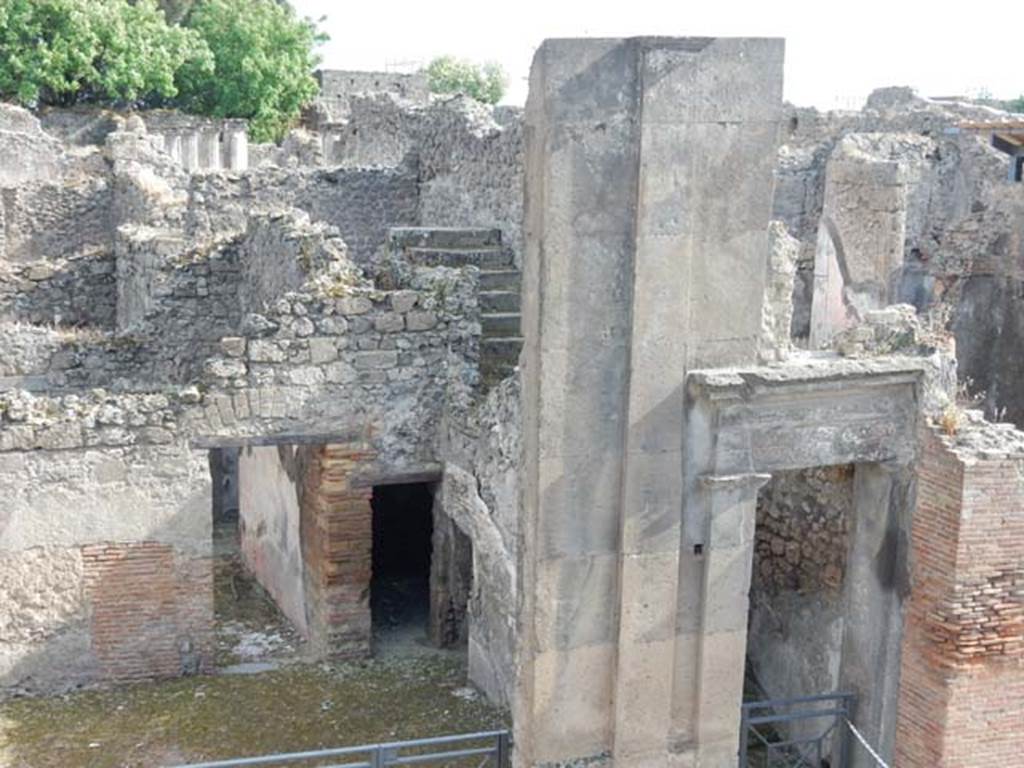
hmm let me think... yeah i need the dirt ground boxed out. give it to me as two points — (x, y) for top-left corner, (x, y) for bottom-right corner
(0, 655), (508, 768)
(0, 526), (507, 768)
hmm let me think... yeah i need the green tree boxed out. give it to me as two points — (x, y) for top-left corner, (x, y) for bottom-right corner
(175, 0), (325, 142)
(423, 56), (506, 105)
(1005, 96), (1024, 114)
(0, 0), (210, 107)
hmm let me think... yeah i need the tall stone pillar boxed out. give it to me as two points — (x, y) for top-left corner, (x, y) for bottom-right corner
(164, 132), (183, 164)
(225, 121), (249, 171)
(181, 131), (200, 171)
(198, 129), (222, 171)
(518, 37), (783, 768)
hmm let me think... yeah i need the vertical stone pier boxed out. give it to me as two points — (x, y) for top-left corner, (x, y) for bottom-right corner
(517, 37), (784, 768)
(225, 121), (249, 171)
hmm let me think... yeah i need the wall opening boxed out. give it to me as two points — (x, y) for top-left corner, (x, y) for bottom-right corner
(211, 445), (307, 669)
(745, 464), (854, 762)
(371, 482), (435, 653)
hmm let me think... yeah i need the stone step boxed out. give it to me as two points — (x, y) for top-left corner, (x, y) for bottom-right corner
(481, 362), (517, 387)
(404, 247), (514, 269)
(482, 313), (521, 336)
(480, 269), (520, 292)
(389, 227), (502, 251)
(481, 336), (523, 386)
(480, 290), (521, 313)
(481, 336), (523, 364)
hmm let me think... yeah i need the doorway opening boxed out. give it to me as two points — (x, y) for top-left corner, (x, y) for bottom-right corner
(744, 464), (855, 766)
(371, 482), (435, 652)
(209, 445), (306, 669)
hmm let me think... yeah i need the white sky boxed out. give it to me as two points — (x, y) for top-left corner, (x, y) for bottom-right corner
(291, 0), (1022, 110)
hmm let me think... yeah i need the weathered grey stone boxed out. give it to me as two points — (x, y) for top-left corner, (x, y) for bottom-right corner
(352, 350), (398, 369)
(337, 296), (372, 315)
(406, 310), (437, 331)
(390, 290), (418, 313)
(308, 337), (338, 364)
(248, 340), (286, 363)
(374, 312), (405, 333)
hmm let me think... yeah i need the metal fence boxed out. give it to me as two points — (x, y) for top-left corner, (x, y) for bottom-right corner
(740, 693), (855, 768)
(166, 730), (511, 768)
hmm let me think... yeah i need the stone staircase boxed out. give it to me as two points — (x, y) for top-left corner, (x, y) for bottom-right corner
(388, 228), (522, 386)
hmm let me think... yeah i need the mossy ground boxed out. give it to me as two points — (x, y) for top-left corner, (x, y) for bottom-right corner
(0, 655), (508, 768)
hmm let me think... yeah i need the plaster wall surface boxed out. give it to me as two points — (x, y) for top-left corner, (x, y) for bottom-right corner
(238, 445), (309, 638)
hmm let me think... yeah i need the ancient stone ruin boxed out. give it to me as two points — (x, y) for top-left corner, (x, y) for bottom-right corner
(1, 37), (1022, 768)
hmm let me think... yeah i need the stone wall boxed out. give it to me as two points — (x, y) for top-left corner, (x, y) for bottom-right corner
(0, 177), (114, 264)
(441, 374), (519, 706)
(416, 99), (524, 264)
(429, 495), (473, 648)
(0, 249), (116, 328)
(314, 70), (429, 122)
(334, 95), (524, 264)
(0, 104), (62, 186)
(896, 421), (1024, 768)
(939, 188), (1024, 425)
(773, 90), (1011, 346)
(185, 165), (420, 265)
(0, 431), (211, 692)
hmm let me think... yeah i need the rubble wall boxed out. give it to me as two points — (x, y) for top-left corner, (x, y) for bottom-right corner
(337, 96), (524, 263)
(1, 178), (114, 264)
(185, 165), (420, 264)
(0, 250), (117, 328)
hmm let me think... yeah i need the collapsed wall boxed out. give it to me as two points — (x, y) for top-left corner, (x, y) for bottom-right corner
(1, 54), (1021, 768)
(774, 89), (1024, 428)
(0, 96), (520, 694)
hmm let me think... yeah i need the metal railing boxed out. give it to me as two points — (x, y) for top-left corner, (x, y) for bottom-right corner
(166, 730), (511, 768)
(740, 692), (855, 768)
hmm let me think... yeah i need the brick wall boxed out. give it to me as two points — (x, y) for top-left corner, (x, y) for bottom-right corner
(82, 542), (213, 681)
(300, 442), (375, 658)
(895, 426), (1024, 767)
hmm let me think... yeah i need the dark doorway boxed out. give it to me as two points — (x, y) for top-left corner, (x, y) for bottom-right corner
(371, 482), (435, 647)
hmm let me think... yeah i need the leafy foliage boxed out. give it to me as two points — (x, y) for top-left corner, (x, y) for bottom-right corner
(423, 56), (506, 105)
(0, 0), (325, 142)
(1005, 96), (1024, 114)
(157, 0), (195, 24)
(0, 0), (210, 107)
(176, 0), (325, 142)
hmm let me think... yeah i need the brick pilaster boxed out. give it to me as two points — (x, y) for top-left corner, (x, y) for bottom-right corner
(895, 426), (1024, 767)
(300, 442), (376, 658)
